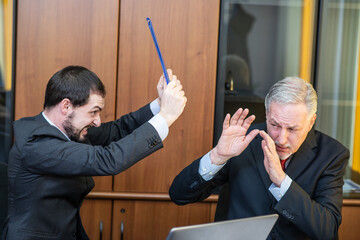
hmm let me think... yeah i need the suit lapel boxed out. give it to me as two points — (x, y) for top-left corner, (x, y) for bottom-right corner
(250, 124), (274, 197)
(285, 128), (317, 180)
(252, 125), (317, 194)
(35, 113), (71, 141)
(35, 112), (49, 123)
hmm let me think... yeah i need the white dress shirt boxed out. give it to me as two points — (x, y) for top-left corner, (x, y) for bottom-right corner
(198, 151), (293, 201)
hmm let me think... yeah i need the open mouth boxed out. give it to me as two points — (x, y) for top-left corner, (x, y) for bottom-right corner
(82, 128), (88, 135)
(81, 126), (92, 135)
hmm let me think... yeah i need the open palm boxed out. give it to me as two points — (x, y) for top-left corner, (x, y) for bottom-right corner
(212, 108), (259, 165)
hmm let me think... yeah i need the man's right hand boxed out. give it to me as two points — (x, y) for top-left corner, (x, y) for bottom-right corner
(159, 72), (187, 127)
(210, 108), (259, 165)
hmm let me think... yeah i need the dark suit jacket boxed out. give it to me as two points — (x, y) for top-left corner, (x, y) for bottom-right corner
(1, 103), (163, 240)
(169, 123), (349, 240)
(0, 162), (7, 234)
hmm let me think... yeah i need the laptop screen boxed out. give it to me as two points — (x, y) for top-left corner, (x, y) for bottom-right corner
(166, 214), (278, 240)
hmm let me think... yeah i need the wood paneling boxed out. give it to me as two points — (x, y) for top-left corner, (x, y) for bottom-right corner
(115, 0), (221, 193)
(86, 191), (219, 202)
(80, 199), (112, 240)
(15, 0), (119, 191)
(112, 200), (214, 240)
(339, 199), (360, 240)
(16, 0), (222, 239)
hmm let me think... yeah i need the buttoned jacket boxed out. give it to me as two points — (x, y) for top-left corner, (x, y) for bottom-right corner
(169, 123), (349, 240)
(2, 103), (162, 240)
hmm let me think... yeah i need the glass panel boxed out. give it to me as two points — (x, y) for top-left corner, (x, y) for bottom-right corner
(0, 0), (13, 163)
(315, 0), (360, 178)
(214, 0), (316, 143)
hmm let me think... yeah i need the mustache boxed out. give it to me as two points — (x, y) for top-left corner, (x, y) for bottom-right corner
(274, 141), (290, 149)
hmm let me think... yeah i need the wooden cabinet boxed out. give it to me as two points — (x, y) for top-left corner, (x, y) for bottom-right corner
(81, 0), (220, 237)
(13, 1), (360, 239)
(112, 198), (217, 240)
(115, 0), (220, 193)
(15, 0), (220, 239)
(15, 0), (119, 191)
(81, 193), (218, 240)
(339, 199), (360, 240)
(15, 0), (118, 123)
(16, 0), (221, 238)
(80, 199), (112, 240)
(108, 0), (220, 238)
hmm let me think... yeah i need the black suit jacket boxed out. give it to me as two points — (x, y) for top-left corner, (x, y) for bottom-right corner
(2, 103), (163, 240)
(169, 123), (349, 240)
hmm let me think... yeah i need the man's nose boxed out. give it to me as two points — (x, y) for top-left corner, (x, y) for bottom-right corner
(93, 115), (101, 127)
(277, 129), (288, 145)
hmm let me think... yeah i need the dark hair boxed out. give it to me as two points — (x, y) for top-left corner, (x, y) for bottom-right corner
(43, 66), (106, 109)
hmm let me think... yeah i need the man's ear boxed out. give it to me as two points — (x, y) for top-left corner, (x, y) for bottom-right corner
(60, 98), (72, 115)
(309, 113), (317, 131)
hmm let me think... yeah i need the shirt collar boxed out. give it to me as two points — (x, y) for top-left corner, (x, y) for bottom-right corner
(42, 111), (71, 141)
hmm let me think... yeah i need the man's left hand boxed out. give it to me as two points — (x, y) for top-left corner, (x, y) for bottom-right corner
(156, 69), (175, 106)
(260, 130), (286, 187)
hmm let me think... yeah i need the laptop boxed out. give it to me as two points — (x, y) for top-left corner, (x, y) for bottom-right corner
(166, 214), (278, 240)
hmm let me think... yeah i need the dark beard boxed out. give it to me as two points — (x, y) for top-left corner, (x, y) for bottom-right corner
(63, 113), (87, 143)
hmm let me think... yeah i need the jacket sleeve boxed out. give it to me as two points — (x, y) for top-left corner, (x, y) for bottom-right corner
(21, 122), (163, 176)
(169, 158), (229, 205)
(274, 147), (349, 240)
(87, 103), (154, 146)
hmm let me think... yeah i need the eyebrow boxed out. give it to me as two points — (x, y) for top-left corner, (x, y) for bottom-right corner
(270, 119), (298, 129)
(91, 106), (103, 111)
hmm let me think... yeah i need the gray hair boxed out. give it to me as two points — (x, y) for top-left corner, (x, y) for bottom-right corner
(264, 77), (317, 117)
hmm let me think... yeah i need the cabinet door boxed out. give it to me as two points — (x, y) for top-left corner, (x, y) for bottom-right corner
(112, 200), (214, 240)
(338, 203), (360, 240)
(16, 0), (119, 191)
(115, 0), (220, 193)
(80, 199), (112, 240)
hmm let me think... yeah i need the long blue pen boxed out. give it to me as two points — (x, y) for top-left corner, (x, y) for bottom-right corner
(146, 18), (170, 84)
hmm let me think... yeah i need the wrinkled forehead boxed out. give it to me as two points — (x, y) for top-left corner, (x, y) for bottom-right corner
(77, 93), (105, 110)
(266, 102), (311, 123)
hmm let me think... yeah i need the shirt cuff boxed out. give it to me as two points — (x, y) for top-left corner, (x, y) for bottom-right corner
(269, 174), (293, 201)
(150, 99), (161, 115)
(198, 151), (225, 181)
(148, 113), (169, 141)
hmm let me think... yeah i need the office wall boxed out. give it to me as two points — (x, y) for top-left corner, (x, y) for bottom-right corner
(15, 0), (220, 239)
(15, 0), (119, 190)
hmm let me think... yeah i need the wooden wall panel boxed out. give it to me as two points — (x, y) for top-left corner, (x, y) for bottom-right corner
(115, 0), (221, 193)
(80, 199), (113, 240)
(15, 0), (119, 191)
(339, 200), (360, 240)
(112, 200), (213, 240)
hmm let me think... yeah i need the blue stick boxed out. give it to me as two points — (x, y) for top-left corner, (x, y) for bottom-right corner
(146, 18), (170, 84)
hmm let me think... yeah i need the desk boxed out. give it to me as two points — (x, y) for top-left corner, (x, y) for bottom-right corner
(339, 179), (360, 239)
(339, 197), (360, 240)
